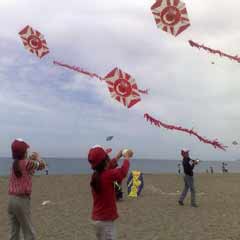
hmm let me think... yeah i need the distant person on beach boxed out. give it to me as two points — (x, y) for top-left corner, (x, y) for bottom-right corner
(8, 139), (45, 240)
(178, 149), (199, 207)
(88, 145), (133, 240)
(177, 163), (181, 175)
(225, 163), (228, 173)
(45, 163), (49, 175)
(210, 166), (214, 174)
(222, 162), (225, 173)
(222, 162), (228, 173)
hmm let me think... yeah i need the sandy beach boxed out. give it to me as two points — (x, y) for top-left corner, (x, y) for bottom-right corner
(1, 173), (240, 240)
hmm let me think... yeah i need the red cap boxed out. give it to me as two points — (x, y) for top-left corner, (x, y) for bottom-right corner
(88, 146), (108, 168)
(11, 138), (29, 156)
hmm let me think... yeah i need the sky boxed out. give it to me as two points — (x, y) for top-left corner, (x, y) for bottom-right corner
(0, 0), (240, 160)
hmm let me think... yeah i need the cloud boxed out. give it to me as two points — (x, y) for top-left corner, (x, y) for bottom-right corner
(0, 0), (240, 160)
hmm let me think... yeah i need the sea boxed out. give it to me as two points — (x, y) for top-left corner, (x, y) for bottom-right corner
(1, 157), (240, 176)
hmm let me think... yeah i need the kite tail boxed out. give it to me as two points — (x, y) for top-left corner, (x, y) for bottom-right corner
(188, 40), (240, 63)
(53, 60), (104, 81)
(188, 40), (200, 48)
(144, 113), (227, 151)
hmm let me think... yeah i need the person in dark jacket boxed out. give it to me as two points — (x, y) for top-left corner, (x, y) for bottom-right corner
(178, 149), (199, 207)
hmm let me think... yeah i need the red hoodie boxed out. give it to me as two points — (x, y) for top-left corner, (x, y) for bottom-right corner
(108, 158), (118, 169)
(91, 159), (130, 221)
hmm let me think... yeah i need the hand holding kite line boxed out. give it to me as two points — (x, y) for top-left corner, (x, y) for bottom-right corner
(144, 113), (227, 151)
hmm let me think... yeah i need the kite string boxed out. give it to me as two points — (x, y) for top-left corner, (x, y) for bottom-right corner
(144, 113), (227, 151)
(53, 60), (149, 94)
(188, 40), (240, 63)
(53, 60), (104, 81)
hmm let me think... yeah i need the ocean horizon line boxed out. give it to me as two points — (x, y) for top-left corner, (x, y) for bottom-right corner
(0, 156), (238, 162)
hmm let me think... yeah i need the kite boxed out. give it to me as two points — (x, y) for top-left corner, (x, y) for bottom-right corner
(144, 113), (227, 151)
(151, 0), (190, 36)
(106, 136), (114, 141)
(54, 61), (149, 108)
(127, 171), (144, 197)
(189, 40), (240, 63)
(104, 68), (143, 108)
(19, 25), (49, 58)
(232, 140), (238, 145)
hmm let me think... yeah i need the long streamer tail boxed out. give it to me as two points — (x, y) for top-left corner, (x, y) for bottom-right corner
(53, 60), (104, 81)
(188, 40), (240, 63)
(144, 113), (227, 151)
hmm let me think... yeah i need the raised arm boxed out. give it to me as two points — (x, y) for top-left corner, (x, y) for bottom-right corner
(108, 149), (133, 182)
(26, 152), (46, 172)
(108, 159), (130, 182)
(108, 150), (123, 169)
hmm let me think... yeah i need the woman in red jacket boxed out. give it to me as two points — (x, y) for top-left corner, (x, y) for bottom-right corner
(88, 145), (133, 240)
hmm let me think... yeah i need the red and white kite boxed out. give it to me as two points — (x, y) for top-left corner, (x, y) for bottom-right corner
(53, 61), (148, 108)
(104, 68), (141, 108)
(151, 0), (190, 36)
(19, 25), (49, 58)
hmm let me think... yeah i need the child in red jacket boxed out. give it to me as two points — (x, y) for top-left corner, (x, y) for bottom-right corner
(88, 145), (133, 240)
(8, 139), (45, 240)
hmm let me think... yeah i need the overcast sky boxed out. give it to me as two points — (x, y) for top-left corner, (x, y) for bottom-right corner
(0, 0), (240, 160)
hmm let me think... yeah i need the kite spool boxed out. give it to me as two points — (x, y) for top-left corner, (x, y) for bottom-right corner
(122, 149), (128, 155)
(122, 149), (133, 158)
